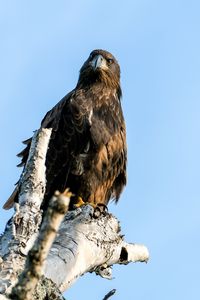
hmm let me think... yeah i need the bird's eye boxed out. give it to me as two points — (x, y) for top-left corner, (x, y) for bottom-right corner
(107, 58), (113, 64)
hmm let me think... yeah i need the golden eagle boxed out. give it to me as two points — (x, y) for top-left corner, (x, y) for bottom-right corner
(3, 49), (127, 210)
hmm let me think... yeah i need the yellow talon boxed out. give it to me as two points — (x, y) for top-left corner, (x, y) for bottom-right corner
(74, 197), (106, 212)
(74, 197), (86, 208)
(74, 197), (98, 209)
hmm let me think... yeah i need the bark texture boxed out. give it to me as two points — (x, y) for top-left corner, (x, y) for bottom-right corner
(0, 129), (52, 296)
(44, 205), (149, 292)
(10, 192), (70, 300)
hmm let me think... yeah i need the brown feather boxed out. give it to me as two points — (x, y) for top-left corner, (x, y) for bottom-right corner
(22, 137), (32, 145)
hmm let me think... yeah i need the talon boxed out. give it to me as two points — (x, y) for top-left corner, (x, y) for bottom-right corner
(93, 203), (108, 218)
(95, 203), (108, 213)
(74, 198), (108, 215)
(74, 197), (86, 208)
(93, 206), (101, 218)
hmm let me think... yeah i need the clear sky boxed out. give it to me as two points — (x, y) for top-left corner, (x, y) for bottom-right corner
(0, 1), (200, 299)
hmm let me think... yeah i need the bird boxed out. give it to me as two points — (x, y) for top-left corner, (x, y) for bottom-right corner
(3, 49), (127, 211)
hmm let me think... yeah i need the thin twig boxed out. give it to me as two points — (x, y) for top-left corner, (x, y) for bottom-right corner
(102, 289), (116, 300)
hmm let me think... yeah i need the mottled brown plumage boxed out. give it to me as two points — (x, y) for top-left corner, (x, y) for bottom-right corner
(3, 49), (127, 210)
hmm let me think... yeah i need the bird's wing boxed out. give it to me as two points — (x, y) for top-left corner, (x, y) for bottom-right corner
(16, 92), (74, 168)
(3, 90), (91, 209)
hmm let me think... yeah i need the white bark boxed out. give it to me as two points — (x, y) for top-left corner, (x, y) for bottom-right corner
(0, 295), (8, 300)
(0, 128), (52, 295)
(44, 205), (149, 292)
(10, 191), (70, 300)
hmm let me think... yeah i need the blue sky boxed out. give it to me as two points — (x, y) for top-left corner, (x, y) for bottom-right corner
(0, 1), (200, 299)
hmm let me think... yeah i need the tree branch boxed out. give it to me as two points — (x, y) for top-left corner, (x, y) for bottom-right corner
(102, 289), (116, 300)
(43, 205), (149, 292)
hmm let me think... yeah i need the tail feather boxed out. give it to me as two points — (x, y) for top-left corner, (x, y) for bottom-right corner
(3, 186), (18, 210)
(22, 137), (32, 145)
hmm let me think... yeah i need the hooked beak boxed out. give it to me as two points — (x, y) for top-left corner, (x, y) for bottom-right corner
(91, 54), (107, 70)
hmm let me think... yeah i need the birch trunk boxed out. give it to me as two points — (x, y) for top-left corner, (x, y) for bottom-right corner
(0, 129), (52, 295)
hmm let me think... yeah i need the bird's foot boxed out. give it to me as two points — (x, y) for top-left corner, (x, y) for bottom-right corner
(74, 197), (98, 209)
(74, 197), (86, 208)
(74, 198), (108, 217)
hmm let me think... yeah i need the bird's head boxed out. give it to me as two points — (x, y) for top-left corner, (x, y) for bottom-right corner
(77, 50), (121, 96)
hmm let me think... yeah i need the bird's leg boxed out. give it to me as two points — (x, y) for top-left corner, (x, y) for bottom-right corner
(74, 197), (86, 208)
(74, 197), (98, 210)
(74, 197), (97, 209)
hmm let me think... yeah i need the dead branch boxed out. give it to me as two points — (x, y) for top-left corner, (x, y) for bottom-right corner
(102, 289), (116, 300)
(44, 204), (149, 292)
